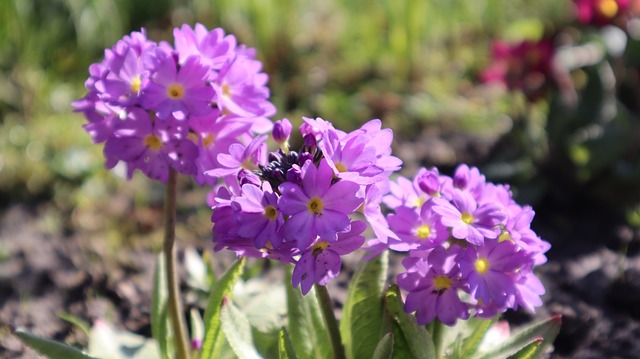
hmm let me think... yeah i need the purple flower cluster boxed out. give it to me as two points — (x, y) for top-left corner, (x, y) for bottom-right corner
(73, 24), (275, 183)
(210, 117), (402, 294)
(374, 165), (550, 326)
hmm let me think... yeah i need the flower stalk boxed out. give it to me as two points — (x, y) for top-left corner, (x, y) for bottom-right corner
(314, 284), (346, 359)
(164, 169), (191, 359)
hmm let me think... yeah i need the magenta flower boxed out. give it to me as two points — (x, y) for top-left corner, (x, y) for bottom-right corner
(460, 240), (530, 308)
(397, 246), (470, 326)
(387, 201), (448, 251)
(278, 159), (363, 249)
(232, 182), (284, 248)
(573, 0), (637, 26)
(98, 47), (150, 106)
(432, 189), (506, 246)
(205, 135), (267, 180)
(141, 52), (215, 120)
(103, 108), (198, 182)
(292, 220), (366, 295)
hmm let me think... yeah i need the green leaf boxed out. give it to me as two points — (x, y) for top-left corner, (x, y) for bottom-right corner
(371, 332), (394, 359)
(506, 339), (543, 359)
(284, 266), (332, 359)
(201, 257), (246, 359)
(477, 315), (561, 359)
(13, 327), (97, 359)
(278, 328), (298, 359)
(220, 298), (262, 359)
(454, 317), (496, 358)
(151, 253), (170, 359)
(384, 285), (436, 359)
(340, 252), (388, 359)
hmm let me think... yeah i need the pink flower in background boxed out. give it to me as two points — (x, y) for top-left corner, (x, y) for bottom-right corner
(480, 39), (555, 101)
(573, 0), (640, 26)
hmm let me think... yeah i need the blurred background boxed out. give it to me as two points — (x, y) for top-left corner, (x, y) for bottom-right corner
(2, 0), (640, 357)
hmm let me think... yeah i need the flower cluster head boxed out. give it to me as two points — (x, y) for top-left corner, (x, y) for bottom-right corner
(378, 165), (550, 326)
(573, 0), (640, 27)
(210, 117), (402, 294)
(73, 24), (275, 183)
(480, 39), (555, 102)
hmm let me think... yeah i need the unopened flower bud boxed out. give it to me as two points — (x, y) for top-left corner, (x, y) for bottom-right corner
(418, 168), (440, 195)
(272, 118), (292, 144)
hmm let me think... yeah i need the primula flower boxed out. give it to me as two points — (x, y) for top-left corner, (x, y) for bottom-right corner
(292, 221), (367, 295)
(232, 182), (284, 248)
(103, 108), (198, 181)
(173, 24), (237, 71)
(398, 246), (470, 326)
(205, 135), (268, 180)
(432, 189), (506, 246)
(141, 52), (215, 120)
(386, 201), (448, 251)
(460, 240), (530, 309)
(279, 159), (363, 248)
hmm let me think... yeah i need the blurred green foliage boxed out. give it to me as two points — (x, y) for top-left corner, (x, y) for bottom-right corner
(2, 0), (640, 242)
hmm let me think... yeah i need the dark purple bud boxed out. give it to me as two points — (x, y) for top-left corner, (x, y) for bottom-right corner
(303, 133), (317, 148)
(272, 118), (292, 144)
(286, 164), (302, 184)
(238, 169), (261, 187)
(298, 152), (314, 166)
(191, 338), (203, 351)
(418, 168), (440, 195)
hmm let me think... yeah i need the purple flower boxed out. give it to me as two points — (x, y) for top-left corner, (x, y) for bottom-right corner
(397, 246), (470, 326)
(98, 47), (150, 106)
(232, 182), (284, 248)
(387, 200), (448, 251)
(213, 55), (275, 132)
(141, 52), (215, 120)
(173, 23), (236, 72)
(103, 108), (198, 182)
(460, 240), (529, 308)
(292, 220), (366, 295)
(278, 159), (363, 249)
(432, 189), (506, 246)
(205, 135), (267, 180)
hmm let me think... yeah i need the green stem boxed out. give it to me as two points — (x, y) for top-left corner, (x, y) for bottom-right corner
(314, 284), (346, 359)
(428, 319), (444, 358)
(164, 169), (191, 359)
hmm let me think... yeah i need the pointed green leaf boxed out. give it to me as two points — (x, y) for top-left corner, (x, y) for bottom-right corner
(385, 285), (436, 359)
(151, 253), (170, 359)
(505, 339), (543, 359)
(201, 257), (246, 359)
(278, 328), (298, 359)
(459, 317), (496, 357)
(477, 315), (561, 359)
(14, 328), (97, 359)
(371, 332), (394, 359)
(340, 252), (387, 359)
(220, 298), (262, 359)
(284, 266), (332, 359)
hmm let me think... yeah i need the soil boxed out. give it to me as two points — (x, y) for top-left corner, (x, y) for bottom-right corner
(2, 169), (640, 358)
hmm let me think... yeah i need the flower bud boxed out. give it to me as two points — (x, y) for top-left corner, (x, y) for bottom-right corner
(418, 168), (440, 195)
(272, 118), (292, 144)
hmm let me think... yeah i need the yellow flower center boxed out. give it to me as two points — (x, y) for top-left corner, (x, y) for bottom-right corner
(307, 197), (324, 215)
(222, 83), (231, 97)
(167, 83), (185, 99)
(202, 133), (215, 148)
(312, 241), (330, 255)
(413, 196), (426, 208)
(416, 224), (431, 239)
(598, 0), (619, 18)
(499, 231), (512, 243)
(475, 258), (490, 274)
(130, 76), (141, 93)
(461, 212), (474, 225)
(264, 205), (278, 220)
(335, 162), (347, 173)
(433, 275), (452, 290)
(144, 135), (163, 150)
